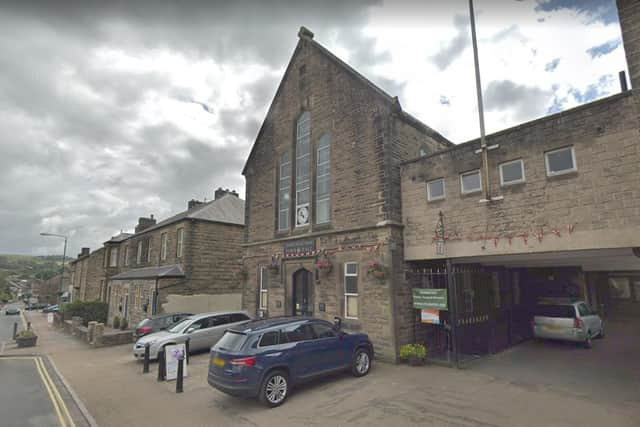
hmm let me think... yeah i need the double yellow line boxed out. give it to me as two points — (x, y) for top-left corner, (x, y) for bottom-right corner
(4, 356), (77, 427)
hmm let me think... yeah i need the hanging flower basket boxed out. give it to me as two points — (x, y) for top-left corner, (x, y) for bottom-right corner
(367, 261), (387, 280)
(315, 258), (333, 276)
(269, 256), (280, 272)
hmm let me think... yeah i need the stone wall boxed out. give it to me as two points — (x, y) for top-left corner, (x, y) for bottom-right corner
(618, 0), (640, 90)
(402, 92), (640, 260)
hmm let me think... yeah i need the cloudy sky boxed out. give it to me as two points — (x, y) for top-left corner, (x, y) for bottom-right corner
(0, 0), (628, 256)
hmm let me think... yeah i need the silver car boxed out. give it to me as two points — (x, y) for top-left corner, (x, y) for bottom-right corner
(133, 311), (252, 360)
(532, 300), (604, 348)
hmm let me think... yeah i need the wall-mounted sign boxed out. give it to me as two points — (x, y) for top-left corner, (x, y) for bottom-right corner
(421, 309), (440, 324)
(164, 343), (188, 381)
(412, 288), (448, 310)
(283, 239), (316, 258)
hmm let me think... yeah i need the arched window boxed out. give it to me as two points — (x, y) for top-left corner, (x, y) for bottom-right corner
(295, 112), (311, 227)
(278, 151), (291, 231)
(316, 134), (331, 224)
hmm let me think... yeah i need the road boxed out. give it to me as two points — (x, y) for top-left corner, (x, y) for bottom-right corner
(1, 304), (23, 352)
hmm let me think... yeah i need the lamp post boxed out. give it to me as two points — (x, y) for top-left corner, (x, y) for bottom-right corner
(40, 232), (68, 305)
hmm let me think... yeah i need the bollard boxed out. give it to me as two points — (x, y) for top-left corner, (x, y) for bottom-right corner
(176, 357), (184, 393)
(27, 322), (31, 331)
(143, 343), (150, 374)
(185, 338), (190, 365)
(12, 322), (17, 340)
(157, 349), (166, 382)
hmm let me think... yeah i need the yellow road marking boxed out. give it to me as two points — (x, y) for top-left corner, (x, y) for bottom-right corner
(34, 356), (67, 427)
(37, 357), (77, 427)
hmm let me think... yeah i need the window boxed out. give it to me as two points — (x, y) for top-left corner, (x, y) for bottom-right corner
(344, 263), (359, 319)
(311, 323), (336, 339)
(259, 331), (280, 347)
(295, 112), (311, 227)
(500, 159), (525, 186)
(460, 169), (482, 194)
(211, 315), (230, 327)
(176, 228), (184, 258)
(109, 247), (118, 267)
(545, 146), (576, 176)
(231, 313), (250, 323)
(284, 324), (314, 342)
(136, 241), (143, 264)
(124, 246), (129, 266)
(316, 134), (331, 224)
(419, 148), (428, 157)
(259, 266), (268, 310)
(427, 178), (445, 201)
(160, 233), (167, 261)
(278, 152), (291, 231)
(147, 239), (152, 263)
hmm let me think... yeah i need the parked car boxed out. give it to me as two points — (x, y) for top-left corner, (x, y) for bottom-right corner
(134, 312), (192, 338)
(133, 311), (252, 360)
(532, 300), (604, 348)
(5, 306), (20, 315)
(42, 304), (59, 313)
(208, 317), (374, 407)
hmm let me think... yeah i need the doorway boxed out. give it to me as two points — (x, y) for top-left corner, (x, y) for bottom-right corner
(293, 269), (313, 316)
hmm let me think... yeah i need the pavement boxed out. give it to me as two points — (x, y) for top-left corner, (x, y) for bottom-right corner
(1, 306), (91, 427)
(12, 310), (640, 427)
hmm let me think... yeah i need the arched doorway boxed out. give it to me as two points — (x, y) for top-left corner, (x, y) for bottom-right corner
(292, 268), (313, 316)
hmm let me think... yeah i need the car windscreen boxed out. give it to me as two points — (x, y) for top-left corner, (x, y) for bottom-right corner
(216, 331), (246, 352)
(168, 318), (192, 333)
(534, 305), (575, 318)
(136, 319), (152, 329)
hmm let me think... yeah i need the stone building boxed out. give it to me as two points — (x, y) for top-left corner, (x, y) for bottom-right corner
(106, 189), (245, 327)
(399, 0), (640, 362)
(241, 27), (451, 361)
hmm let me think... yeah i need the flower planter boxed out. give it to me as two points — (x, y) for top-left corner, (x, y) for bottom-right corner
(318, 265), (332, 276)
(407, 356), (425, 366)
(16, 336), (38, 348)
(373, 270), (386, 280)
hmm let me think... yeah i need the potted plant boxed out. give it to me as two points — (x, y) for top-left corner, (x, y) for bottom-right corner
(15, 329), (38, 348)
(315, 258), (332, 276)
(399, 344), (427, 366)
(120, 318), (128, 331)
(367, 261), (387, 280)
(112, 316), (120, 329)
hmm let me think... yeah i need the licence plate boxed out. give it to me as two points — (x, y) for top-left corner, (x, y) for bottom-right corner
(212, 356), (225, 367)
(544, 325), (562, 331)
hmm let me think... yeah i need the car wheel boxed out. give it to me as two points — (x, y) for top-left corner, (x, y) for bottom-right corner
(352, 348), (371, 377)
(583, 332), (592, 349)
(259, 370), (288, 408)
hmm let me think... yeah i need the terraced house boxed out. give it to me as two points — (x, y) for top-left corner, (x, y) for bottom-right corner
(106, 189), (245, 327)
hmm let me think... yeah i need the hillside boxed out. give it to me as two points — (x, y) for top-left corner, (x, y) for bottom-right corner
(0, 254), (72, 282)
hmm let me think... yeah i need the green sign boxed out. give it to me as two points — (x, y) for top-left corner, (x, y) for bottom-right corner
(412, 288), (448, 310)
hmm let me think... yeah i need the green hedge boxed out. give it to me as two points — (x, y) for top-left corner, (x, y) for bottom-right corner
(61, 300), (108, 326)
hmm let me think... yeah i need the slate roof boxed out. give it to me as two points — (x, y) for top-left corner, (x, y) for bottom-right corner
(126, 194), (245, 239)
(105, 232), (134, 244)
(110, 264), (185, 280)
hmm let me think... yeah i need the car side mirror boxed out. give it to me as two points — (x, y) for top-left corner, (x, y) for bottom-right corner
(333, 316), (342, 331)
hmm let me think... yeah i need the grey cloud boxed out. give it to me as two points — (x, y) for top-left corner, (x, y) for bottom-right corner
(432, 14), (470, 71)
(545, 58), (560, 72)
(490, 25), (527, 43)
(484, 80), (553, 121)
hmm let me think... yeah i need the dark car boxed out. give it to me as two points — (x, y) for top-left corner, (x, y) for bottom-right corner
(208, 317), (373, 407)
(134, 312), (192, 338)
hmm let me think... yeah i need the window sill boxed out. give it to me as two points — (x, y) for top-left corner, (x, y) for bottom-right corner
(460, 190), (482, 198)
(427, 197), (446, 204)
(546, 170), (578, 180)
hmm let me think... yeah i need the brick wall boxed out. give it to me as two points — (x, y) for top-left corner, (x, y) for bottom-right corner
(402, 92), (640, 260)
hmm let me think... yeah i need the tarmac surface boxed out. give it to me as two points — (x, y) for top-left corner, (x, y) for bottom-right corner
(16, 310), (640, 427)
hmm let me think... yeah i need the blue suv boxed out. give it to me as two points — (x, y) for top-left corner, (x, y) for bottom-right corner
(208, 317), (374, 407)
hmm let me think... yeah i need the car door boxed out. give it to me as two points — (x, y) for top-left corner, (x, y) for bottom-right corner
(282, 323), (317, 379)
(185, 318), (210, 350)
(577, 303), (598, 336)
(310, 322), (344, 371)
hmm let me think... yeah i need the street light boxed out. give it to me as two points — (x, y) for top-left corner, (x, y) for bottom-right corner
(40, 232), (68, 304)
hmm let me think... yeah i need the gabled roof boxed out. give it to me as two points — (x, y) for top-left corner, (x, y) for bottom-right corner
(110, 264), (185, 280)
(105, 232), (133, 244)
(242, 27), (452, 176)
(124, 194), (245, 240)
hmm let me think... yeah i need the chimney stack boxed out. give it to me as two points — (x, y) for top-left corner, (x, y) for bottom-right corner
(214, 187), (239, 200)
(619, 70), (629, 92)
(78, 247), (90, 258)
(188, 199), (204, 210)
(135, 215), (157, 233)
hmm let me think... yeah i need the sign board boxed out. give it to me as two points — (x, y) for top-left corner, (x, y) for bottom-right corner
(164, 344), (188, 381)
(421, 309), (440, 324)
(412, 288), (448, 310)
(283, 239), (316, 258)
(47, 313), (54, 324)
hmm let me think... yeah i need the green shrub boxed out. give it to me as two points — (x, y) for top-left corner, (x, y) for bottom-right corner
(16, 329), (36, 339)
(61, 300), (108, 326)
(399, 344), (427, 360)
(112, 316), (120, 329)
(120, 318), (128, 330)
